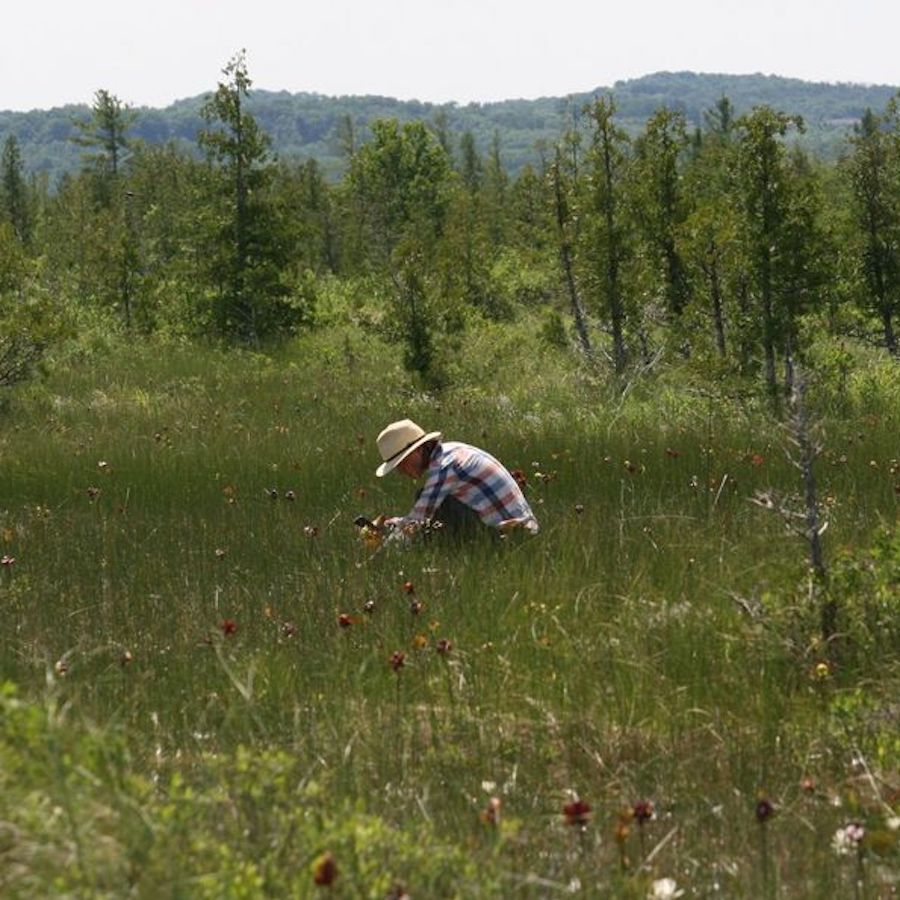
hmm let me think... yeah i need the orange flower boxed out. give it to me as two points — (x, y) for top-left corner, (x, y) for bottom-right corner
(481, 796), (502, 826)
(312, 851), (337, 886)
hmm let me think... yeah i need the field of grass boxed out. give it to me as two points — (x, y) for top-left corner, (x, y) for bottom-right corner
(1, 321), (898, 897)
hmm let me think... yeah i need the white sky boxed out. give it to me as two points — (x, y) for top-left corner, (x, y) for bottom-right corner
(3, 0), (899, 112)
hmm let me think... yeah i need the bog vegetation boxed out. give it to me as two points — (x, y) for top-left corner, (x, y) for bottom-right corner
(0, 54), (898, 897)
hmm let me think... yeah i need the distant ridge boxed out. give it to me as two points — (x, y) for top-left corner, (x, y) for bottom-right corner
(2, 71), (897, 185)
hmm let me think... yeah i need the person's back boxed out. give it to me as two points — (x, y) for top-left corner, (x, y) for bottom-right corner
(374, 419), (539, 538)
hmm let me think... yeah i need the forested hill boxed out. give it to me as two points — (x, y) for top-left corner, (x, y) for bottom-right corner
(3, 70), (898, 185)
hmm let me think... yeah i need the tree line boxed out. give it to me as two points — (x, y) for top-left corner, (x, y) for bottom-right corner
(1, 53), (898, 399)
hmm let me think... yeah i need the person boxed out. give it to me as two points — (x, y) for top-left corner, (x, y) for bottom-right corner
(374, 418), (539, 538)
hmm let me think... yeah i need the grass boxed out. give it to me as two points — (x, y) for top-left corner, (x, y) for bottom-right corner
(0, 321), (898, 897)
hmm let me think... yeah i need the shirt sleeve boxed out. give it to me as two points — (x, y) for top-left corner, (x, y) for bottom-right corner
(397, 461), (454, 526)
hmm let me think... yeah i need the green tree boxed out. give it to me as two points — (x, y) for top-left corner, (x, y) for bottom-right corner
(842, 104), (900, 356)
(679, 98), (741, 359)
(346, 119), (454, 379)
(198, 51), (299, 342)
(1, 136), (31, 245)
(733, 107), (825, 403)
(582, 96), (632, 374)
(630, 107), (692, 320)
(72, 89), (136, 203)
(347, 118), (452, 270)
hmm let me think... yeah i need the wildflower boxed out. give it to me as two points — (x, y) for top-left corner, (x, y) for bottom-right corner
(303, 525), (319, 537)
(412, 634), (428, 650)
(338, 613), (353, 629)
(266, 488), (278, 500)
(220, 619), (238, 636)
(87, 486), (101, 501)
(800, 776), (816, 794)
(481, 795), (502, 826)
(650, 877), (685, 899)
(749, 453), (765, 467)
(832, 822), (866, 856)
(284, 490), (296, 501)
(813, 660), (831, 680)
(120, 649), (133, 666)
(402, 580), (415, 595)
(97, 460), (110, 471)
(363, 599), (376, 615)
(633, 799), (655, 825)
(573, 503), (585, 514)
(390, 650), (406, 672)
(511, 468), (527, 488)
(1, 555), (14, 567)
(386, 883), (410, 900)
(54, 659), (69, 677)
(409, 599), (424, 616)
(755, 794), (776, 823)
(214, 548), (226, 559)
(312, 851), (337, 886)
(436, 638), (453, 656)
(563, 798), (591, 828)
(281, 621), (297, 638)
(665, 448), (681, 458)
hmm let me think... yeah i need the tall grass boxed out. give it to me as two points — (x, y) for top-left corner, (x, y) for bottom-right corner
(0, 323), (897, 897)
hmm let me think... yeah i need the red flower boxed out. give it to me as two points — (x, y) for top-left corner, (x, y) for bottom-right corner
(749, 453), (765, 467)
(755, 795), (776, 823)
(390, 651), (406, 672)
(402, 580), (415, 595)
(409, 599), (424, 616)
(511, 468), (527, 488)
(312, 851), (337, 886)
(436, 638), (453, 656)
(563, 798), (591, 827)
(633, 799), (654, 824)
(338, 613), (353, 629)
(220, 618), (238, 636)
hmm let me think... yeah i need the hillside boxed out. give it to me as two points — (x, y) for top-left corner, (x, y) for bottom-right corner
(2, 71), (898, 185)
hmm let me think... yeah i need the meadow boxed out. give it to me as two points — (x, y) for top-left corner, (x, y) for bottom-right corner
(0, 319), (898, 898)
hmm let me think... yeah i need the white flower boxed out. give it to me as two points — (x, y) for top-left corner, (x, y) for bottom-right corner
(832, 823), (865, 856)
(650, 877), (685, 899)
(886, 816), (900, 832)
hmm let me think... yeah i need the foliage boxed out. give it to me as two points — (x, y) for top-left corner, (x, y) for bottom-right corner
(4, 73), (899, 188)
(0, 333), (897, 897)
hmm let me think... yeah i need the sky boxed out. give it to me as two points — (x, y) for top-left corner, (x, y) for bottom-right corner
(4, 0), (900, 112)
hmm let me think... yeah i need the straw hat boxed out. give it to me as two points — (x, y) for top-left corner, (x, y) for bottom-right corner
(375, 419), (442, 477)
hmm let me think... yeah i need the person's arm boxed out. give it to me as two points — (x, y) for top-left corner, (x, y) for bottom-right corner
(387, 463), (454, 529)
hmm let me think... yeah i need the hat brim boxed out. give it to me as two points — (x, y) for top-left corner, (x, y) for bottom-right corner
(376, 431), (442, 477)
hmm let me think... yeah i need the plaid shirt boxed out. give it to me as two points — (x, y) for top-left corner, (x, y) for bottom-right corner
(395, 441), (539, 533)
